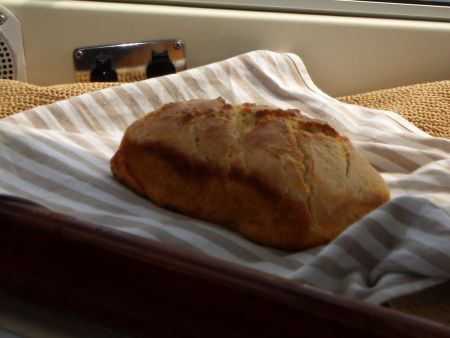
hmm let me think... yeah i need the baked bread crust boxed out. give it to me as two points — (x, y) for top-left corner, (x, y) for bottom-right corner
(111, 98), (390, 250)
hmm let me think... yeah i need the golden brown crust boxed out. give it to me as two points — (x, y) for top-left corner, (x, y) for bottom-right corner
(111, 98), (390, 250)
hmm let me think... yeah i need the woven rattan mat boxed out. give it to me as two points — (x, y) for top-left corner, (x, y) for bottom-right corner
(0, 79), (449, 324)
(1, 79), (449, 138)
(0, 80), (119, 119)
(339, 80), (450, 139)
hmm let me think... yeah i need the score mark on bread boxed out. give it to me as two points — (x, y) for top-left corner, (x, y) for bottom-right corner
(111, 98), (390, 250)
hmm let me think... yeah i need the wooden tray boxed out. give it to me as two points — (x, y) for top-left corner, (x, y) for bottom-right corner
(0, 195), (449, 338)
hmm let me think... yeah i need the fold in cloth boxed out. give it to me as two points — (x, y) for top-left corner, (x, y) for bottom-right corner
(0, 50), (449, 304)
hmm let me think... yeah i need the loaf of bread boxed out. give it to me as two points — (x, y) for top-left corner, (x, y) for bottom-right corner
(111, 98), (390, 250)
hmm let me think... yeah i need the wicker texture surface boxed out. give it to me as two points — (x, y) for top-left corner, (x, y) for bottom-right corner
(339, 80), (450, 139)
(0, 79), (449, 139)
(0, 80), (119, 119)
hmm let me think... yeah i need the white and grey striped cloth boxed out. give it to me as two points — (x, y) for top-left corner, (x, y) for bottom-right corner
(1, 50), (449, 304)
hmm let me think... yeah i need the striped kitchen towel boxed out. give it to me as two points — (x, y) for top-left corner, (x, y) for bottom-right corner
(0, 50), (449, 304)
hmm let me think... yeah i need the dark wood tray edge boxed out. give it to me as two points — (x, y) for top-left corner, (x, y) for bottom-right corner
(0, 196), (449, 338)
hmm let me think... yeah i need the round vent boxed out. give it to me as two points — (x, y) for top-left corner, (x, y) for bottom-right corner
(0, 36), (15, 80)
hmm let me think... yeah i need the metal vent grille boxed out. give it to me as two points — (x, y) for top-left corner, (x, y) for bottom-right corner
(0, 36), (14, 80)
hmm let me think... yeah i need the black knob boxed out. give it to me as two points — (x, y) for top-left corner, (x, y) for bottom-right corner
(90, 54), (117, 82)
(146, 50), (176, 79)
